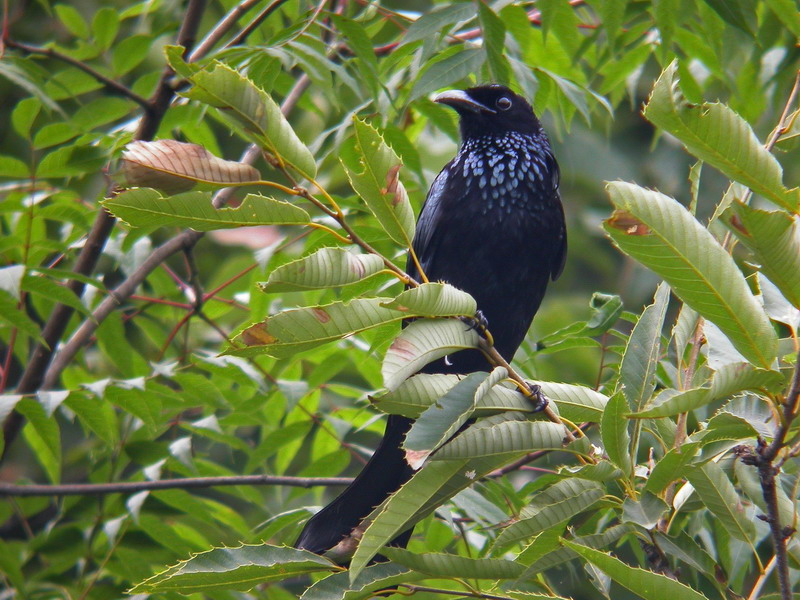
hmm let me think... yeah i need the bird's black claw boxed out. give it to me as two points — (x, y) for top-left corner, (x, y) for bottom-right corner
(461, 310), (489, 334)
(527, 384), (548, 412)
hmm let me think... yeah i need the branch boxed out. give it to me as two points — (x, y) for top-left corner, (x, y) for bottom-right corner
(0, 474), (352, 497)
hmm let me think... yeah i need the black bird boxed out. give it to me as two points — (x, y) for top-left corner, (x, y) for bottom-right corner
(295, 84), (566, 559)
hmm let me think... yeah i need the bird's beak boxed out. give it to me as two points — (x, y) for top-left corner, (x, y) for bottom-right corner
(433, 90), (496, 114)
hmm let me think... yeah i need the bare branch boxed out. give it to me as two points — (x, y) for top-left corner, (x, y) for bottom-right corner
(0, 474), (352, 497)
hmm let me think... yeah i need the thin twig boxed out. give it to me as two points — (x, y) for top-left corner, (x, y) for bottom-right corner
(224, 0), (292, 48)
(0, 475), (353, 497)
(188, 0), (264, 61)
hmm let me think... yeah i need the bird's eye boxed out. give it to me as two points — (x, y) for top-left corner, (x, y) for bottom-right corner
(496, 97), (512, 110)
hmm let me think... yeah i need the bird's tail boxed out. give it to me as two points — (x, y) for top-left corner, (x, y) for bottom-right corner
(294, 414), (415, 555)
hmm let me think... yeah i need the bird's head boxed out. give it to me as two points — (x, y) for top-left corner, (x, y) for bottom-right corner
(433, 84), (542, 139)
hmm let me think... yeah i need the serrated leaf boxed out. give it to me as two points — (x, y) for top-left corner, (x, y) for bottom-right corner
(371, 373), (534, 418)
(184, 62), (316, 178)
(405, 368), (507, 469)
(383, 548), (526, 580)
(381, 283), (476, 318)
(119, 140), (261, 193)
(621, 492), (669, 528)
(104, 189), (309, 231)
(300, 563), (422, 600)
(620, 283), (670, 411)
(685, 462), (755, 542)
(601, 392), (632, 475)
(129, 544), (335, 592)
(494, 479), (605, 550)
(632, 362), (783, 418)
(729, 203), (800, 308)
(431, 418), (569, 461)
(533, 381), (608, 423)
(260, 247), (385, 293)
(604, 182), (777, 368)
(233, 298), (404, 358)
(643, 62), (798, 211)
(341, 118), (415, 247)
(644, 442), (701, 494)
(382, 319), (481, 390)
(562, 540), (710, 600)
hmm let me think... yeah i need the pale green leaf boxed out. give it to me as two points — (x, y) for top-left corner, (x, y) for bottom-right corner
(300, 563), (421, 600)
(381, 283), (476, 318)
(104, 189), (310, 231)
(129, 544), (335, 592)
(341, 118), (415, 247)
(644, 442), (701, 494)
(531, 381), (609, 423)
(233, 298), (403, 358)
(643, 63), (798, 211)
(184, 62), (316, 179)
(729, 203), (800, 308)
(382, 319), (481, 390)
(685, 462), (755, 542)
(604, 181), (777, 368)
(409, 48), (485, 101)
(405, 368), (507, 469)
(563, 540), (711, 600)
(260, 247), (385, 293)
(601, 392), (632, 475)
(401, 4), (477, 46)
(621, 492), (669, 528)
(494, 479), (605, 550)
(382, 548), (525, 579)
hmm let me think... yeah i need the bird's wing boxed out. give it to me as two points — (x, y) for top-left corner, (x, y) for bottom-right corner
(406, 165), (451, 281)
(548, 156), (567, 282)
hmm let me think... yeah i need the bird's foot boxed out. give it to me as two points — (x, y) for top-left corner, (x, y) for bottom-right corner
(461, 310), (493, 345)
(525, 383), (548, 413)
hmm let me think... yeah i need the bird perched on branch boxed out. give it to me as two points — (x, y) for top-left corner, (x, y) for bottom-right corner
(295, 84), (567, 559)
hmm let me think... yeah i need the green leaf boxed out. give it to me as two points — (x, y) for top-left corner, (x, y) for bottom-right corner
(91, 7), (120, 50)
(349, 460), (467, 579)
(260, 247), (385, 293)
(401, 4), (477, 46)
(185, 62), (316, 179)
(382, 319), (481, 390)
(633, 362), (783, 418)
(234, 298), (404, 358)
(604, 181), (777, 368)
(643, 63), (798, 211)
(405, 368), (506, 469)
(0, 289), (42, 340)
(533, 381), (608, 423)
(765, 0), (800, 36)
(381, 283), (476, 318)
(701, 0), (754, 34)
(601, 392), (632, 475)
(0, 155), (30, 178)
(129, 544), (335, 592)
(477, 1), (510, 84)
(55, 4), (89, 38)
(32, 122), (79, 149)
(22, 274), (88, 315)
(17, 397), (61, 483)
(644, 442), (701, 494)
(431, 417), (569, 461)
(562, 540), (711, 600)
(383, 548), (526, 579)
(409, 47), (485, 102)
(621, 492), (669, 528)
(36, 145), (107, 178)
(685, 462), (755, 542)
(112, 35), (152, 75)
(620, 283), (670, 411)
(371, 373), (534, 418)
(493, 479), (605, 550)
(11, 97), (40, 139)
(729, 202), (800, 308)
(341, 118), (415, 247)
(119, 140), (262, 193)
(301, 563), (422, 600)
(104, 189), (310, 231)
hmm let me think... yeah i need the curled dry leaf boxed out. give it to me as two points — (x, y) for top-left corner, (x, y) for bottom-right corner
(120, 139), (261, 194)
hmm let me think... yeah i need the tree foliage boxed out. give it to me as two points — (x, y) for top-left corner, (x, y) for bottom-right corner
(1, 1), (799, 599)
